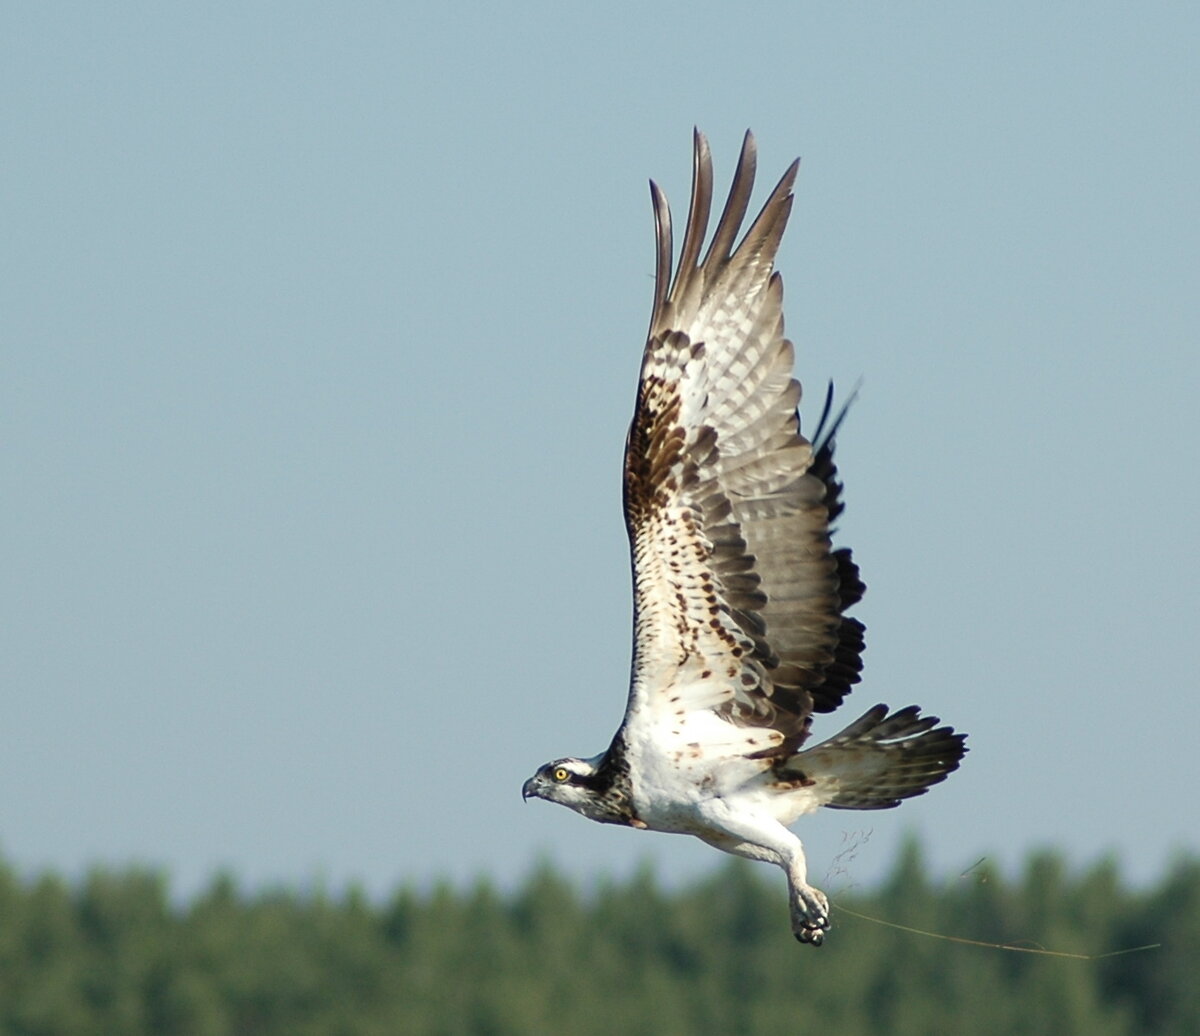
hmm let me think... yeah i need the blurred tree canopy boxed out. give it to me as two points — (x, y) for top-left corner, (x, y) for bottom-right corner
(0, 840), (1192, 1034)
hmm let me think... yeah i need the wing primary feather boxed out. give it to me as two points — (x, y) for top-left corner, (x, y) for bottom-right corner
(649, 181), (672, 325)
(808, 381), (860, 529)
(810, 378), (861, 452)
(703, 129), (758, 266)
(729, 155), (800, 271)
(673, 129), (713, 292)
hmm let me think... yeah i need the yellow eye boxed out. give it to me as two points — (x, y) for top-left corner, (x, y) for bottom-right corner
(553, 767), (570, 782)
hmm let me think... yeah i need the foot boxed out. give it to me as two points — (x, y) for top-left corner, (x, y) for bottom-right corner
(791, 883), (831, 946)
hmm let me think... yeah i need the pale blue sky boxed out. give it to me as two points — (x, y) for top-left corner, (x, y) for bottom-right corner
(3, 4), (1198, 899)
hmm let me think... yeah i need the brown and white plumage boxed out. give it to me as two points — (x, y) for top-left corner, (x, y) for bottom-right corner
(523, 131), (966, 945)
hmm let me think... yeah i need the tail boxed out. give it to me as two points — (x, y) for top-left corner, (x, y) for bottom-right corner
(787, 704), (967, 810)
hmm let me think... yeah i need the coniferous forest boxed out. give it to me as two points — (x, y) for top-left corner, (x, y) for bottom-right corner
(0, 841), (1196, 1035)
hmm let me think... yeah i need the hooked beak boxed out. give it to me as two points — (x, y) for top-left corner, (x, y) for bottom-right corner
(522, 776), (539, 802)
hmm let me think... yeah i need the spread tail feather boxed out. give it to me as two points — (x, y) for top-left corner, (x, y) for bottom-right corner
(787, 704), (967, 810)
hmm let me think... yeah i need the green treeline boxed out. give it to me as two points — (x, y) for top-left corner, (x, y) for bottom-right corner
(0, 842), (1196, 1035)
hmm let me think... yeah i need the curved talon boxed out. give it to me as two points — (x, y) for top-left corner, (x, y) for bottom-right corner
(791, 884), (831, 945)
(795, 927), (825, 946)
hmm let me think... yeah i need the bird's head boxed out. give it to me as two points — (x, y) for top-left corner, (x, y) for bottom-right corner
(522, 755), (630, 824)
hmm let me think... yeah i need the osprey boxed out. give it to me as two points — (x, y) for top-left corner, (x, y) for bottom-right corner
(523, 131), (966, 945)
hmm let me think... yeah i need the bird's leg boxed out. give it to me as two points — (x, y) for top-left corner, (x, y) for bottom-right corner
(696, 801), (831, 946)
(785, 850), (830, 946)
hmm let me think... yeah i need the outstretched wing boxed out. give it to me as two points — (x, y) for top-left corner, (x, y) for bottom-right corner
(619, 130), (864, 761)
